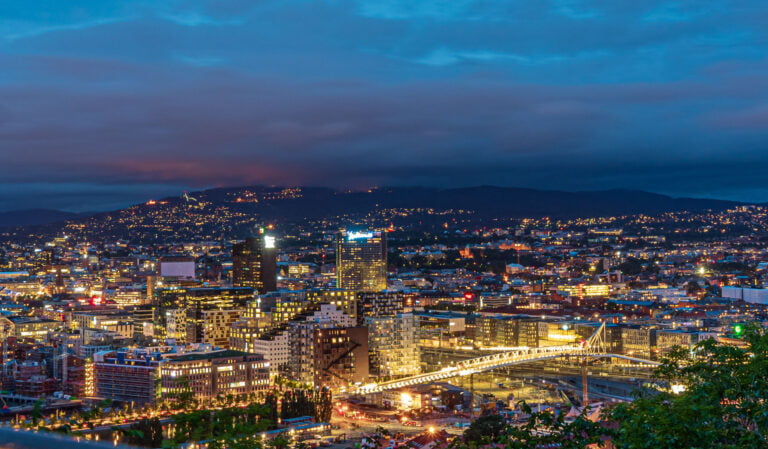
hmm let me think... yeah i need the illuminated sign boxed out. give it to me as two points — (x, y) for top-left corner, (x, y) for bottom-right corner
(347, 232), (374, 241)
(264, 235), (276, 249)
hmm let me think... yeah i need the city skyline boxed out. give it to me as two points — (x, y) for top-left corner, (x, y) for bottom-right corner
(5, 3), (768, 445)
(2, 1), (768, 211)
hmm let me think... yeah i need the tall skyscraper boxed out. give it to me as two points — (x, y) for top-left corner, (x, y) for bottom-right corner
(232, 233), (277, 293)
(336, 230), (387, 292)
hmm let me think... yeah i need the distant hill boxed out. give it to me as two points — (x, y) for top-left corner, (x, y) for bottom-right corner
(185, 185), (743, 220)
(2, 186), (747, 242)
(0, 209), (81, 228)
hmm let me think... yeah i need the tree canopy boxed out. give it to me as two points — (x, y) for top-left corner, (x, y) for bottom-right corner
(611, 324), (768, 448)
(454, 325), (768, 449)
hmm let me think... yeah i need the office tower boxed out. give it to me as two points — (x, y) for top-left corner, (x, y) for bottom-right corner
(232, 233), (277, 293)
(336, 230), (387, 292)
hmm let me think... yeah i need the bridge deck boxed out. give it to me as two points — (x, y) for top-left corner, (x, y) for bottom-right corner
(352, 323), (659, 394)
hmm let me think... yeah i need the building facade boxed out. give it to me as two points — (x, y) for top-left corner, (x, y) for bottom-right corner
(336, 230), (387, 292)
(160, 350), (270, 400)
(232, 235), (277, 293)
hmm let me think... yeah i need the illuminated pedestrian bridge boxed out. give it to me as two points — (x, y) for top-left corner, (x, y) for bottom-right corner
(351, 323), (659, 394)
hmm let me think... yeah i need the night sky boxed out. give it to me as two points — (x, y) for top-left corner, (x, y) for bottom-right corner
(2, 1), (768, 211)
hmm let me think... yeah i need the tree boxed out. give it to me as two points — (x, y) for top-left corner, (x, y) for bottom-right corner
(268, 435), (290, 449)
(30, 400), (44, 427)
(281, 389), (314, 420)
(611, 324), (768, 448)
(463, 414), (506, 443)
(169, 376), (197, 411)
(685, 280), (702, 296)
(618, 258), (645, 275)
(313, 387), (333, 423)
(504, 404), (608, 449)
(123, 417), (164, 447)
(265, 393), (279, 425)
(451, 407), (608, 449)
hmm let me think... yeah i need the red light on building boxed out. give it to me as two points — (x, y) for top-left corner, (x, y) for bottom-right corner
(463, 292), (474, 301)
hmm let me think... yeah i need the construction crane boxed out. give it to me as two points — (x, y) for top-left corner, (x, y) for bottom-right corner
(582, 357), (589, 407)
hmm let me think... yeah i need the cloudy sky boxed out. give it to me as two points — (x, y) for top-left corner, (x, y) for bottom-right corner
(2, 0), (768, 211)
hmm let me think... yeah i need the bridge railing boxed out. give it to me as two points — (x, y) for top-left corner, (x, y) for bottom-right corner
(350, 323), (658, 394)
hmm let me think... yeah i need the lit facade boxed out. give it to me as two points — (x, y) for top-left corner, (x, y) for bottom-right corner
(367, 313), (421, 378)
(93, 352), (161, 404)
(232, 235), (277, 293)
(159, 350), (270, 400)
(336, 230), (387, 292)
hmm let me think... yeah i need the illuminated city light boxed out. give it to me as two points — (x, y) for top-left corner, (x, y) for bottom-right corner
(347, 231), (374, 240)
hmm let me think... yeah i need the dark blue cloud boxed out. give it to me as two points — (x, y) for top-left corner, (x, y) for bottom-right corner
(1, 0), (768, 211)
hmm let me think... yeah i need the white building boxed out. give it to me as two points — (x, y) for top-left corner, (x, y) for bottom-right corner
(366, 313), (421, 378)
(722, 286), (768, 304)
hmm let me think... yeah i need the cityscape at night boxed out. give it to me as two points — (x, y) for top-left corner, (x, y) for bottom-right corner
(3, 1), (768, 449)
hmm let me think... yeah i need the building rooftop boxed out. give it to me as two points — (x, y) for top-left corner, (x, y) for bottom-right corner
(166, 349), (253, 363)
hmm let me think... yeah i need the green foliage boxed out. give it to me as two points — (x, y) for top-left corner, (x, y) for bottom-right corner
(617, 257), (645, 276)
(314, 387), (333, 423)
(265, 393), (279, 424)
(462, 414), (506, 443)
(30, 400), (44, 426)
(268, 435), (291, 449)
(457, 408), (607, 449)
(280, 387), (333, 423)
(504, 404), (607, 449)
(207, 434), (265, 449)
(452, 328), (768, 448)
(167, 401), (274, 447)
(168, 376), (197, 411)
(281, 389), (315, 420)
(122, 417), (164, 447)
(611, 324), (768, 448)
